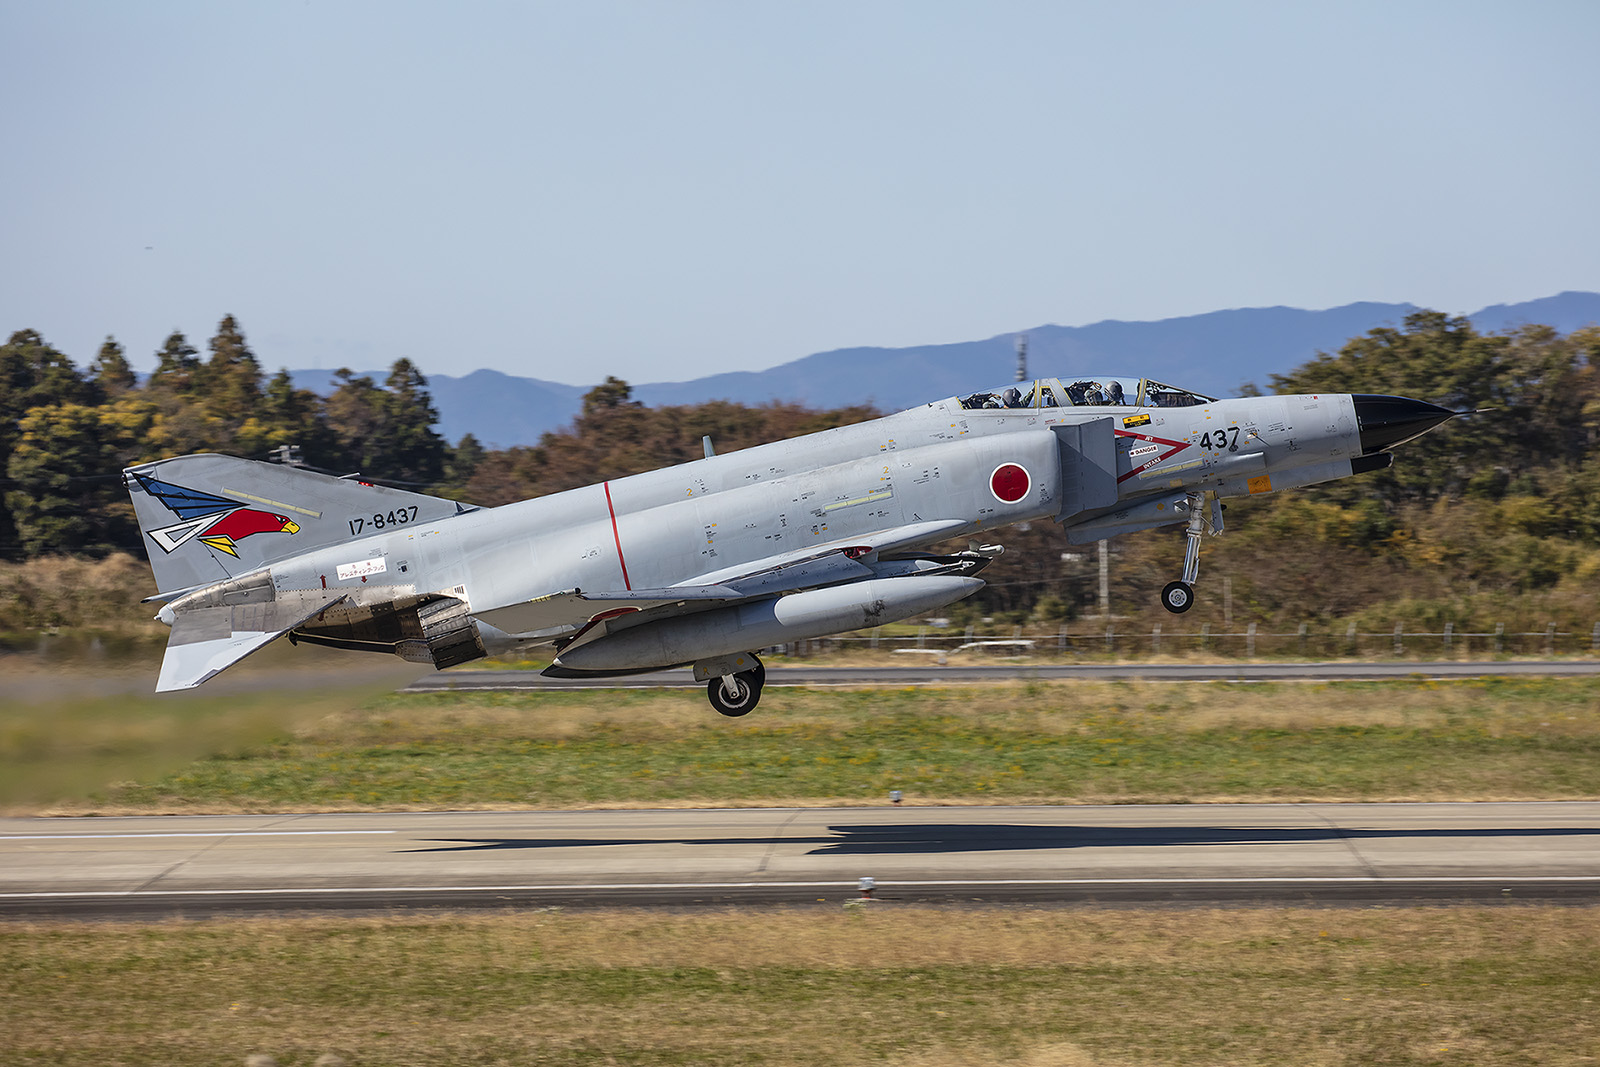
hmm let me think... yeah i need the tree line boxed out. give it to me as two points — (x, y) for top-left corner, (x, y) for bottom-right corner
(3, 311), (1596, 633)
(0, 316), (878, 560)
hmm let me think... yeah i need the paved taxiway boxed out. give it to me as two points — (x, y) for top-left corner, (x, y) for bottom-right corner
(406, 660), (1600, 693)
(4, 803), (1597, 918)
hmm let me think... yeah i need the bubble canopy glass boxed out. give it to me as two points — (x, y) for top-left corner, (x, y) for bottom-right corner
(956, 377), (1216, 411)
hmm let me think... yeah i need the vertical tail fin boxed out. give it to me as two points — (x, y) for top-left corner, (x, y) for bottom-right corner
(126, 453), (473, 595)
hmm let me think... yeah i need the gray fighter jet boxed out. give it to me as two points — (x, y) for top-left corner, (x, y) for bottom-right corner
(125, 375), (1458, 713)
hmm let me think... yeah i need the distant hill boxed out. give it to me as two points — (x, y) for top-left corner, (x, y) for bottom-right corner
(293, 291), (1600, 448)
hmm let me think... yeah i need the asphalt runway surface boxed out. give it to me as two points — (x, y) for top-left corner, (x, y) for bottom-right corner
(406, 659), (1600, 693)
(4, 803), (1598, 919)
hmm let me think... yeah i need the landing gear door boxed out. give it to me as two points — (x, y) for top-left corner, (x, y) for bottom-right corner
(1053, 418), (1118, 521)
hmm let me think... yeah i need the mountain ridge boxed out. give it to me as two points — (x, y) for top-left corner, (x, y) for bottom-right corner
(289, 292), (1600, 448)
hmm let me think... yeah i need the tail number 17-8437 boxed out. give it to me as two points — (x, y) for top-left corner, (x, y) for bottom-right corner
(349, 507), (420, 536)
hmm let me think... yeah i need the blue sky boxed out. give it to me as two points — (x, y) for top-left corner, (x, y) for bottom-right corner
(3, 0), (1597, 385)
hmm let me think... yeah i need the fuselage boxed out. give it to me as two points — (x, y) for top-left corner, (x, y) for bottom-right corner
(133, 374), (1458, 697)
(268, 383), (1368, 645)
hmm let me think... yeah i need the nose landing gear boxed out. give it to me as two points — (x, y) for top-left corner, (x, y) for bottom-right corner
(1162, 492), (1222, 615)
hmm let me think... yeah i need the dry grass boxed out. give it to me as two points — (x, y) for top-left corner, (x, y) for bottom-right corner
(0, 647), (421, 813)
(321, 675), (1599, 739)
(4, 907), (1597, 1066)
(0, 552), (163, 639)
(11, 675), (1600, 814)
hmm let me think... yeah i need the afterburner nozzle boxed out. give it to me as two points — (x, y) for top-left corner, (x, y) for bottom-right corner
(1352, 394), (1459, 454)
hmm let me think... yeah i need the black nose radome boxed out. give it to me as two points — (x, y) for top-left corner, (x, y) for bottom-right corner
(1353, 394), (1459, 454)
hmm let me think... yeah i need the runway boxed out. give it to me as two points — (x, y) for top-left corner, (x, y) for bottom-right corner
(4, 802), (1597, 918)
(405, 660), (1600, 692)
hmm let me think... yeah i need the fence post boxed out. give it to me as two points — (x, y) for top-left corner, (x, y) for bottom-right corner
(1200, 623), (1210, 652)
(1547, 623), (1556, 656)
(1247, 621), (1257, 658)
(1105, 625), (1115, 655)
(1495, 623), (1504, 655)
(871, 626), (881, 650)
(917, 626), (926, 649)
(1298, 621), (1308, 655)
(1393, 622), (1404, 655)
(1443, 622), (1453, 654)
(1058, 623), (1067, 651)
(1152, 623), (1161, 654)
(1346, 621), (1357, 653)
(1592, 621), (1599, 653)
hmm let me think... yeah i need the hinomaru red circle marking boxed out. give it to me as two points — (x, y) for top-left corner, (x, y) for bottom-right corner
(990, 463), (1030, 503)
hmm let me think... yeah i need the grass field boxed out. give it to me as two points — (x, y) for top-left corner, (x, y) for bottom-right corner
(2, 673), (1598, 813)
(5, 673), (1599, 1065)
(4, 907), (1597, 1066)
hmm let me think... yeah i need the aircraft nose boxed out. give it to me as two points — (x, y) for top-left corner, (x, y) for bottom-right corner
(1352, 394), (1459, 454)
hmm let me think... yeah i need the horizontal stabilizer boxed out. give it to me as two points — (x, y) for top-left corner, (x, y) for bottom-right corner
(156, 595), (349, 692)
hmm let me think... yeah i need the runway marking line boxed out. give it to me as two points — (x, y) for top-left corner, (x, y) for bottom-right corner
(5, 876), (1599, 899)
(0, 831), (397, 841)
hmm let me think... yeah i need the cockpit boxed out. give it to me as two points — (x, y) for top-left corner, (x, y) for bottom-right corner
(957, 376), (1215, 411)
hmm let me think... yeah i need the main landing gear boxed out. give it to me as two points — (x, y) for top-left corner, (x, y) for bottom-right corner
(707, 656), (765, 716)
(1162, 492), (1222, 615)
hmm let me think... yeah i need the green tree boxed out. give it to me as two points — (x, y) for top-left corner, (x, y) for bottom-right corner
(375, 358), (446, 485)
(195, 315), (264, 429)
(1271, 311), (1593, 505)
(323, 369), (386, 474)
(321, 361), (447, 484)
(90, 336), (137, 397)
(0, 330), (92, 557)
(4, 404), (118, 556)
(582, 375), (641, 417)
(147, 330), (201, 396)
(247, 369), (334, 461)
(443, 432), (487, 491)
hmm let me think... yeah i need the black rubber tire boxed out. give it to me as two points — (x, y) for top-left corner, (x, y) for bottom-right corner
(1161, 580), (1194, 614)
(708, 669), (762, 716)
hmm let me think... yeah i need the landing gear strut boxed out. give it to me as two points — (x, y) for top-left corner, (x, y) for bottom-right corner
(707, 657), (765, 716)
(1162, 492), (1221, 615)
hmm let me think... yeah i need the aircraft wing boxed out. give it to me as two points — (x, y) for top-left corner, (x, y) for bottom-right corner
(473, 517), (968, 637)
(472, 585), (743, 635)
(157, 594), (350, 692)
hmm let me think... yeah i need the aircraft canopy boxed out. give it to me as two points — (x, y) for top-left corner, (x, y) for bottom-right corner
(957, 376), (1216, 412)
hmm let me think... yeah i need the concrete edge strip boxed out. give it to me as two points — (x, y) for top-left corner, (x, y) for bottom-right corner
(5, 876), (1600, 900)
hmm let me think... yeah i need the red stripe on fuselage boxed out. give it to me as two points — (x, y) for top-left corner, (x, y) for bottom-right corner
(603, 481), (632, 590)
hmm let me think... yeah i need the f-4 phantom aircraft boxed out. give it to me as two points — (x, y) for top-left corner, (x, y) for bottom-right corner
(126, 375), (1459, 714)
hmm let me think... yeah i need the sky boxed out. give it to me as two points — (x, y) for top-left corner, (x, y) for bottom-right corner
(3, 0), (1598, 385)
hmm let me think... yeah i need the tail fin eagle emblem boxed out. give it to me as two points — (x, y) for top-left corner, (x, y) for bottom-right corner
(132, 473), (302, 557)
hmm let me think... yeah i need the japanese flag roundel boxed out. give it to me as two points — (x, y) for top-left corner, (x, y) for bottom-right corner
(989, 462), (1030, 503)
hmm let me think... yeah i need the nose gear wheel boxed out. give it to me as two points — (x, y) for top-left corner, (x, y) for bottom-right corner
(1161, 580), (1194, 613)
